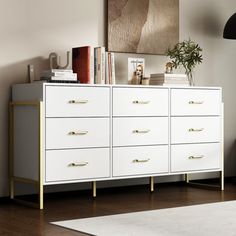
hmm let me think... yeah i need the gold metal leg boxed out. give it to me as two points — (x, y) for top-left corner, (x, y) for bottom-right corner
(185, 174), (190, 183)
(220, 171), (224, 191)
(39, 182), (44, 210)
(92, 181), (96, 198)
(10, 179), (14, 199)
(150, 177), (154, 192)
(9, 101), (44, 209)
(9, 104), (14, 200)
(185, 171), (223, 190)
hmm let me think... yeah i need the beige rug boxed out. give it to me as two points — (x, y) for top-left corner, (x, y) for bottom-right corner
(52, 201), (236, 236)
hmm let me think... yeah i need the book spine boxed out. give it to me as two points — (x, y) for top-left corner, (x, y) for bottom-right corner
(108, 52), (112, 84)
(72, 46), (91, 84)
(105, 52), (109, 84)
(111, 52), (116, 84)
(97, 48), (101, 84)
(90, 46), (94, 84)
(94, 48), (97, 84)
(101, 47), (106, 84)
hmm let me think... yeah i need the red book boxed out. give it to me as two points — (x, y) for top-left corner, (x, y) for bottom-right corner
(72, 46), (92, 83)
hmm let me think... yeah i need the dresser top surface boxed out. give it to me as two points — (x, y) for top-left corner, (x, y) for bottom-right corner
(12, 82), (222, 90)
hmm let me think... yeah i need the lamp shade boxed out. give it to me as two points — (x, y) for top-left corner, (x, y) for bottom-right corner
(223, 13), (236, 39)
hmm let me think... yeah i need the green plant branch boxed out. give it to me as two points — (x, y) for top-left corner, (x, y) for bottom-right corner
(166, 39), (203, 76)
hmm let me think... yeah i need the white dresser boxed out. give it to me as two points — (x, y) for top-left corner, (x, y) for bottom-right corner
(10, 83), (224, 209)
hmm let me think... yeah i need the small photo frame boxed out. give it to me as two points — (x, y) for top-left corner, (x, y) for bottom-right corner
(128, 58), (145, 84)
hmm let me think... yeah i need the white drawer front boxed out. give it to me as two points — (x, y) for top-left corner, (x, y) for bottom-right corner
(46, 118), (109, 149)
(46, 86), (110, 117)
(171, 89), (221, 116)
(113, 88), (168, 116)
(113, 117), (168, 147)
(171, 143), (221, 172)
(113, 146), (168, 177)
(46, 148), (110, 182)
(171, 117), (220, 144)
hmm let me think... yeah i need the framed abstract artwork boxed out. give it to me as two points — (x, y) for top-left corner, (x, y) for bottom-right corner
(107, 0), (179, 55)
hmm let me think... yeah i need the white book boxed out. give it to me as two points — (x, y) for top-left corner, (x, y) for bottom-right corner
(51, 69), (73, 73)
(42, 70), (73, 77)
(101, 47), (106, 84)
(41, 73), (77, 81)
(150, 73), (187, 81)
(94, 47), (105, 84)
(49, 75), (77, 81)
(163, 83), (189, 87)
(43, 73), (77, 78)
(163, 80), (189, 84)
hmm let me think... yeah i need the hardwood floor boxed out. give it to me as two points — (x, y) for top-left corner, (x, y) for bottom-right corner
(0, 181), (236, 236)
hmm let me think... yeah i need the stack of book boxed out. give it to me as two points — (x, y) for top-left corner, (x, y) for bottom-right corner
(41, 69), (77, 82)
(149, 73), (189, 86)
(72, 46), (116, 84)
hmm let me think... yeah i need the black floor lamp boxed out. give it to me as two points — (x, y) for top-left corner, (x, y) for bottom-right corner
(223, 13), (236, 39)
(223, 13), (236, 184)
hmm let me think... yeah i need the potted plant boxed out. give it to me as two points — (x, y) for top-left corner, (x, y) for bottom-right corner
(166, 39), (203, 86)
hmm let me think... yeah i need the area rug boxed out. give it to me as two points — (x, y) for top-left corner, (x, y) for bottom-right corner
(52, 201), (236, 236)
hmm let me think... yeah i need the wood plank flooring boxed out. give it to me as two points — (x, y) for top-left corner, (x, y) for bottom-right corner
(0, 181), (236, 236)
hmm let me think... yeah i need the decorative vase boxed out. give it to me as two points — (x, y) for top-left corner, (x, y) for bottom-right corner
(187, 72), (195, 86)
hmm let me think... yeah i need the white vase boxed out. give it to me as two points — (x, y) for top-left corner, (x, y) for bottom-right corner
(188, 73), (195, 86)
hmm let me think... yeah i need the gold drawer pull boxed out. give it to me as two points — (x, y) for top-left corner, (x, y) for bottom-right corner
(132, 100), (150, 104)
(68, 131), (88, 135)
(188, 128), (204, 132)
(188, 101), (204, 105)
(68, 162), (88, 167)
(133, 129), (150, 134)
(68, 100), (88, 104)
(188, 155), (204, 160)
(133, 158), (150, 163)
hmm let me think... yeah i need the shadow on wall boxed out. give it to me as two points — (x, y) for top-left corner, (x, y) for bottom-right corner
(187, 3), (223, 37)
(0, 57), (49, 195)
(226, 139), (236, 177)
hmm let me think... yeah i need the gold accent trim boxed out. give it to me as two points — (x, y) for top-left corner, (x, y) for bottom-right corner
(188, 101), (204, 105)
(133, 129), (150, 134)
(188, 128), (204, 132)
(68, 131), (88, 135)
(188, 155), (204, 160)
(9, 101), (44, 209)
(68, 99), (88, 104)
(133, 158), (150, 163)
(68, 162), (88, 167)
(132, 100), (150, 104)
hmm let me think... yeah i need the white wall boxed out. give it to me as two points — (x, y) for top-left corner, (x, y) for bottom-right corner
(0, 0), (236, 197)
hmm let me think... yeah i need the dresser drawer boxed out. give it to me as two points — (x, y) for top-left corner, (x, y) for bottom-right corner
(45, 148), (110, 182)
(113, 146), (168, 177)
(113, 88), (168, 116)
(171, 117), (220, 144)
(46, 118), (109, 149)
(171, 143), (221, 172)
(113, 117), (168, 147)
(171, 89), (221, 116)
(45, 86), (110, 117)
